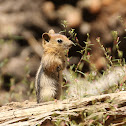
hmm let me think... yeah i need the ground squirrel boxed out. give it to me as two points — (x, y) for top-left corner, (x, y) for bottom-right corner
(35, 29), (73, 103)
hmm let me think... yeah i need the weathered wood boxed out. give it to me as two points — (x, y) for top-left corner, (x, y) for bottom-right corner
(0, 91), (126, 126)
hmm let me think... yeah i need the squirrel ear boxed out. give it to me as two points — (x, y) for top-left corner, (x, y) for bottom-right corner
(49, 29), (55, 34)
(42, 33), (50, 43)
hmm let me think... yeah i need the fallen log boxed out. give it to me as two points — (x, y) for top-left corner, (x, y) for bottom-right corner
(0, 91), (126, 126)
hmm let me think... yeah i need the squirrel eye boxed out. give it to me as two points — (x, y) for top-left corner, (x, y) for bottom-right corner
(57, 39), (63, 43)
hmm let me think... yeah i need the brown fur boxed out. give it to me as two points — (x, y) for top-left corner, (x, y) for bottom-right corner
(35, 29), (73, 103)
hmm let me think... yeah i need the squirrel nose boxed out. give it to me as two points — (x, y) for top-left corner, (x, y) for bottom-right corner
(69, 40), (74, 48)
(64, 40), (74, 49)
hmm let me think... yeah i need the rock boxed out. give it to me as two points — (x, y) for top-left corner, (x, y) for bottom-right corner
(41, 1), (56, 20)
(1, 47), (40, 80)
(0, 41), (20, 61)
(57, 5), (82, 28)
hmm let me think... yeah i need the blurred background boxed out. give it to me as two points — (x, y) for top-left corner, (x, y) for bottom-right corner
(0, 0), (126, 105)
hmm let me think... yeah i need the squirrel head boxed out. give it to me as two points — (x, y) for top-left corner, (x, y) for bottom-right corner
(42, 29), (73, 50)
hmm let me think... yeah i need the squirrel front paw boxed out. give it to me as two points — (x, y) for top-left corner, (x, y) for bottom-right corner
(57, 65), (62, 72)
